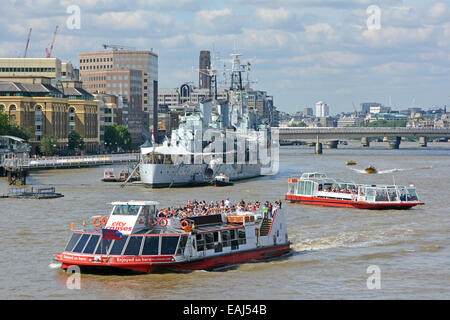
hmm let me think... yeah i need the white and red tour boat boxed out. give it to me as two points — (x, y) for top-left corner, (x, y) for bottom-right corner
(56, 200), (290, 274)
(285, 172), (424, 209)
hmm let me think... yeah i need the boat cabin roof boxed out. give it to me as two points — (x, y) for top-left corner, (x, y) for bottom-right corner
(111, 201), (159, 206)
(300, 172), (328, 180)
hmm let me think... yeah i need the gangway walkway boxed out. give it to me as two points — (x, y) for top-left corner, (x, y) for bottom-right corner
(2, 153), (139, 170)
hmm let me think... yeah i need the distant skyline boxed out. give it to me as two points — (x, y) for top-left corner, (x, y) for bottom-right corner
(1, 0), (449, 113)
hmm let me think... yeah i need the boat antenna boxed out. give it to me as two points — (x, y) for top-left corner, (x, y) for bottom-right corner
(392, 175), (396, 185)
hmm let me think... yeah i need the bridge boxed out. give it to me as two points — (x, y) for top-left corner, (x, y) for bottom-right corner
(277, 127), (450, 152)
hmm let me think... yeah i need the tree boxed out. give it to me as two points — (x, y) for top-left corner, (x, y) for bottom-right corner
(104, 124), (131, 152)
(68, 131), (85, 151)
(0, 110), (30, 139)
(40, 135), (59, 156)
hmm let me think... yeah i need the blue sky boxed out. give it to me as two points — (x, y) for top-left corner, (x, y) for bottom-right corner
(1, 0), (449, 113)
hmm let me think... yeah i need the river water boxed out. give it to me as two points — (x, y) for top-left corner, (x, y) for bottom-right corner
(0, 141), (449, 299)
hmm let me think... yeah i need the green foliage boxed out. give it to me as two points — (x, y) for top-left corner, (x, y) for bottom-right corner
(359, 119), (407, 127)
(0, 109), (30, 139)
(40, 135), (59, 156)
(104, 124), (131, 151)
(288, 122), (307, 127)
(68, 131), (85, 151)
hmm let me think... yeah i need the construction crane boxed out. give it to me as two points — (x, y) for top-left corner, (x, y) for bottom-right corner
(102, 44), (135, 51)
(46, 26), (59, 58)
(23, 28), (32, 58)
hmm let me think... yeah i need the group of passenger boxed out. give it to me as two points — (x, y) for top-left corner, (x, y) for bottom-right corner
(319, 184), (358, 194)
(156, 199), (282, 219)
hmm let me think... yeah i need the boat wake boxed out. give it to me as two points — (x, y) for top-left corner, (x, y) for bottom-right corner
(347, 166), (432, 174)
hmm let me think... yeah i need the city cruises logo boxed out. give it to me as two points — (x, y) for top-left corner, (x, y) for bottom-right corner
(165, 126), (280, 176)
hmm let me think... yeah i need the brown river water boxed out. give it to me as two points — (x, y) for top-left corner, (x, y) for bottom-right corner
(0, 141), (449, 299)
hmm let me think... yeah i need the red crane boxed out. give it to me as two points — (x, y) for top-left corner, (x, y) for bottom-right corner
(24, 28), (32, 58)
(46, 26), (59, 58)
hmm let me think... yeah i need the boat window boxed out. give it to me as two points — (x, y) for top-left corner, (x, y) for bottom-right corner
(124, 236), (143, 256)
(238, 229), (246, 245)
(231, 240), (239, 250)
(65, 233), (82, 252)
(407, 188), (418, 201)
(161, 236), (179, 255)
(112, 205), (141, 216)
(214, 243), (223, 253)
(221, 230), (231, 247)
(196, 234), (204, 251)
(366, 188), (375, 202)
(109, 235), (129, 255)
(142, 236), (159, 255)
(375, 189), (389, 202)
(83, 235), (100, 254)
(230, 229), (236, 240)
(204, 233), (214, 250)
(177, 236), (188, 255)
(72, 234), (90, 253)
(94, 238), (113, 255)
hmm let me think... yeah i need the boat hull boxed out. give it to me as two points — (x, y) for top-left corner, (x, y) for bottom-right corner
(285, 194), (424, 209)
(57, 244), (291, 274)
(139, 163), (262, 188)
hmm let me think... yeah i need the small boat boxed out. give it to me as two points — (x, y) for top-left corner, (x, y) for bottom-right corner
(101, 169), (117, 182)
(212, 174), (234, 187)
(365, 165), (377, 174)
(285, 172), (424, 209)
(55, 200), (290, 274)
(346, 160), (358, 166)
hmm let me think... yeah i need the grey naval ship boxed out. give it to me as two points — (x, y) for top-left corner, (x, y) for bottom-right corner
(139, 51), (277, 188)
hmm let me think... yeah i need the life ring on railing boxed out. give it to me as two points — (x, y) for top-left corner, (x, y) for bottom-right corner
(159, 217), (168, 227)
(180, 220), (189, 229)
(93, 217), (102, 228)
(101, 216), (108, 225)
(149, 217), (158, 226)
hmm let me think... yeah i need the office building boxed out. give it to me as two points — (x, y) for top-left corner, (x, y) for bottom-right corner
(315, 101), (329, 118)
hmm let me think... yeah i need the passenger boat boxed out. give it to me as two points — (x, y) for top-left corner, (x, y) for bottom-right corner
(346, 160), (358, 166)
(55, 200), (290, 274)
(365, 165), (377, 174)
(212, 174), (234, 187)
(285, 173), (424, 209)
(101, 169), (136, 183)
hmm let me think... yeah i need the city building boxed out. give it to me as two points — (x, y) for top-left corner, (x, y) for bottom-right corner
(302, 107), (314, 117)
(315, 101), (329, 118)
(0, 78), (99, 153)
(369, 105), (391, 114)
(199, 51), (211, 90)
(360, 102), (382, 114)
(0, 58), (78, 83)
(93, 93), (122, 147)
(79, 48), (158, 113)
(337, 114), (364, 127)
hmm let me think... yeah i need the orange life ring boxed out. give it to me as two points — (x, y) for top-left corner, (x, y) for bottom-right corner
(180, 220), (189, 229)
(93, 217), (102, 228)
(184, 225), (192, 233)
(101, 216), (108, 225)
(159, 217), (168, 227)
(149, 217), (158, 226)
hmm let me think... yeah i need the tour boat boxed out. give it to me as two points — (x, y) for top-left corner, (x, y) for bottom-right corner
(212, 174), (234, 187)
(55, 200), (290, 274)
(101, 169), (117, 182)
(285, 172), (424, 209)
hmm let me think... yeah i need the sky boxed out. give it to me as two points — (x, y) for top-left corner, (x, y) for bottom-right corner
(1, 0), (449, 114)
